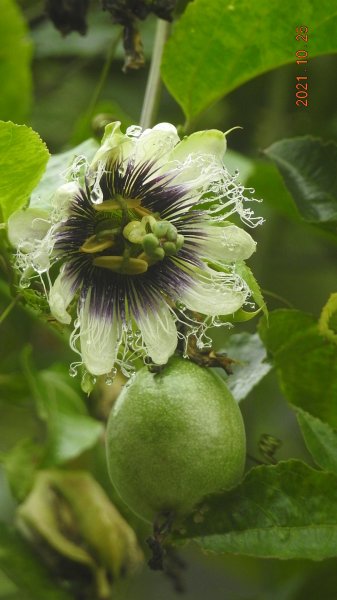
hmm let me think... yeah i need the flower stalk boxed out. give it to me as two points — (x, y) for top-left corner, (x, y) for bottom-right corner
(140, 19), (170, 129)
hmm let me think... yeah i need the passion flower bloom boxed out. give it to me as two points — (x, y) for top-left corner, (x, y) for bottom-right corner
(9, 122), (262, 377)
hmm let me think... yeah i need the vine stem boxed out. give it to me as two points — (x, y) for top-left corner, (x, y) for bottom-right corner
(0, 294), (21, 326)
(86, 30), (122, 118)
(140, 19), (170, 129)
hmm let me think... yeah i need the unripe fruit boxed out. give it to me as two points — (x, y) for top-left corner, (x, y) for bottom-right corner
(106, 357), (246, 523)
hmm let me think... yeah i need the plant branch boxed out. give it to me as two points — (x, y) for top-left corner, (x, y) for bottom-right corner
(140, 19), (170, 129)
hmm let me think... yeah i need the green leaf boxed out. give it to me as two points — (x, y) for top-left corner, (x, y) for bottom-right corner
(30, 139), (99, 212)
(0, 0), (32, 122)
(36, 369), (103, 465)
(0, 122), (49, 222)
(258, 309), (337, 428)
(162, 0), (337, 121)
(295, 408), (337, 476)
(258, 308), (337, 471)
(0, 523), (72, 600)
(175, 460), (337, 560)
(258, 309), (315, 355)
(264, 137), (337, 223)
(22, 355), (103, 465)
(216, 333), (271, 402)
(2, 439), (45, 502)
(246, 159), (300, 221)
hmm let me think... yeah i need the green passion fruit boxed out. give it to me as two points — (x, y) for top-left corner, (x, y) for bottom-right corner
(106, 357), (246, 524)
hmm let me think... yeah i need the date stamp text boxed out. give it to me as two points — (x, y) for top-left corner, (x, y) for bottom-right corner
(295, 26), (308, 107)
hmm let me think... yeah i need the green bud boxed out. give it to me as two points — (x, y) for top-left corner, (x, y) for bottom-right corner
(152, 247), (165, 260)
(166, 227), (178, 242)
(162, 241), (177, 256)
(153, 221), (169, 238)
(16, 471), (143, 599)
(176, 234), (184, 250)
(142, 233), (160, 255)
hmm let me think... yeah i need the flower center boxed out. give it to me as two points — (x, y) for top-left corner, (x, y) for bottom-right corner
(79, 200), (184, 275)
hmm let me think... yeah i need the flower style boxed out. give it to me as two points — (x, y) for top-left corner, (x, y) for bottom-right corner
(9, 122), (262, 378)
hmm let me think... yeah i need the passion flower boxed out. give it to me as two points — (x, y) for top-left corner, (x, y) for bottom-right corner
(9, 122), (262, 378)
(106, 357), (246, 523)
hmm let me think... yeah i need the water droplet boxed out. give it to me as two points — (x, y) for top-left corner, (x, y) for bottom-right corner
(126, 125), (142, 138)
(212, 317), (222, 327)
(105, 367), (117, 386)
(91, 188), (103, 205)
(20, 277), (30, 289)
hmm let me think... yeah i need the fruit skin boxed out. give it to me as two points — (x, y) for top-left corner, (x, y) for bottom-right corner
(106, 357), (246, 524)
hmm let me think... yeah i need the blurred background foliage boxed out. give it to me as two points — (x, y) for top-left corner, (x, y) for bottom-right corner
(1, 0), (337, 598)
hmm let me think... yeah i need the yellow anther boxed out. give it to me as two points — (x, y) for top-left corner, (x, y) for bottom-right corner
(93, 255), (148, 275)
(133, 205), (153, 218)
(80, 235), (115, 254)
(93, 198), (141, 211)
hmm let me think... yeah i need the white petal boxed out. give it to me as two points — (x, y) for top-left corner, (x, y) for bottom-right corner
(133, 123), (179, 165)
(49, 271), (76, 324)
(80, 296), (121, 376)
(7, 208), (50, 249)
(136, 301), (177, 365)
(195, 224), (256, 262)
(180, 268), (248, 316)
(52, 182), (81, 217)
(159, 129), (227, 192)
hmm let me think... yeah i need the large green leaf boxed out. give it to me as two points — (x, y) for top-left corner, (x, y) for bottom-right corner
(0, 122), (49, 221)
(0, 0), (32, 122)
(265, 137), (337, 223)
(162, 0), (337, 121)
(246, 159), (300, 221)
(258, 309), (337, 470)
(175, 460), (337, 559)
(0, 524), (72, 600)
(259, 309), (337, 428)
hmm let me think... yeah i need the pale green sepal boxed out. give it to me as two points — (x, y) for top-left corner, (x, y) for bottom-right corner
(199, 224), (256, 262)
(168, 129), (226, 164)
(236, 261), (268, 319)
(221, 305), (266, 323)
(90, 121), (133, 170)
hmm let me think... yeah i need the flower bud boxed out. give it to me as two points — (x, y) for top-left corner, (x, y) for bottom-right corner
(17, 471), (143, 598)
